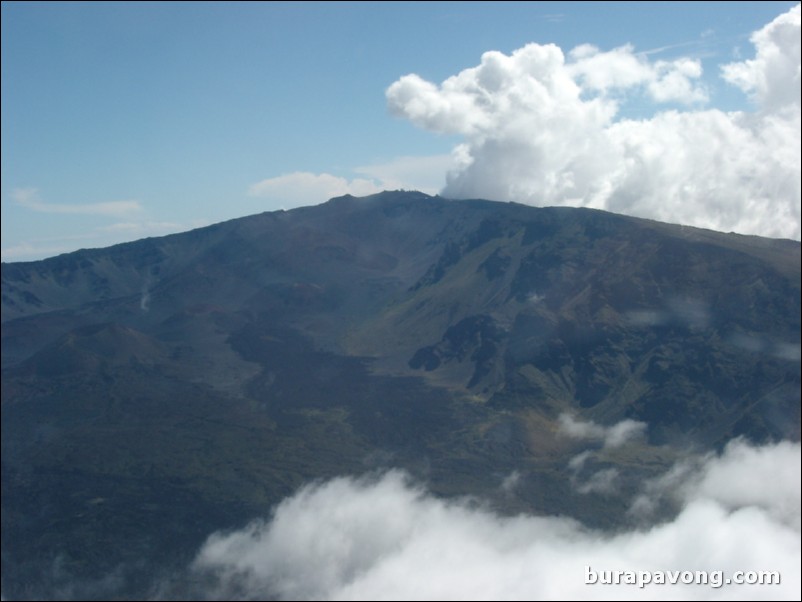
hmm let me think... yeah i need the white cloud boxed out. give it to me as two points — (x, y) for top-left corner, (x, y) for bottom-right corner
(247, 172), (383, 208)
(558, 414), (607, 440)
(682, 439), (801, 530)
(386, 4), (801, 240)
(606, 420), (649, 449)
(567, 44), (707, 104)
(560, 415), (647, 496)
(631, 439), (802, 530)
(192, 441), (801, 601)
(647, 58), (708, 104)
(576, 467), (620, 495)
(721, 4), (801, 113)
(11, 187), (142, 216)
(248, 155), (455, 208)
(558, 414), (647, 449)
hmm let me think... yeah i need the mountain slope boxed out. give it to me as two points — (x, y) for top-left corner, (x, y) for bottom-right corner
(2, 191), (800, 598)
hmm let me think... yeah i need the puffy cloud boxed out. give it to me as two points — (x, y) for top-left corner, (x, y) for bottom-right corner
(647, 58), (707, 104)
(558, 414), (647, 449)
(721, 4), (801, 113)
(559, 415), (647, 496)
(558, 414), (607, 440)
(631, 439), (801, 530)
(567, 44), (707, 104)
(677, 439), (800, 530)
(11, 187), (142, 216)
(386, 4), (801, 240)
(247, 172), (383, 208)
(191, 440), (801, 600)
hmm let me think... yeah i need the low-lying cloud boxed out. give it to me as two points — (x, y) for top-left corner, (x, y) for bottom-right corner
(12, 187), (143, 217)
(386, 4), (801, 240)
(559, 415), (647, 496)
(248, 172), (383, 208)
(2, 189), (197, 261)
(558, 414), (647, 449)
(191, 439), (801, 601)
(248, 155), (455, 209)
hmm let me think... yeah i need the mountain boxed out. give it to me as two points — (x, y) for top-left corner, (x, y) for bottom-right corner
(2, 191), (800, 599)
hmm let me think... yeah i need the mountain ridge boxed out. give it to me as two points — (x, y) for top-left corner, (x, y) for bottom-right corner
(4, 191), (798, 322)
(2, 191), (800, 598)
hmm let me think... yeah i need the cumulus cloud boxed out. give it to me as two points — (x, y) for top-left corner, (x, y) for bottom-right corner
(558, 414), (647, 449)
(567, 44), (708, 104)
(386, 4), (801, 240)
(688, 440), (801, 529)
(632, 439), (802, 531)
(11, 187), (142, 216)
(191, 440), (801, 601)
(721, 5), (801, 113)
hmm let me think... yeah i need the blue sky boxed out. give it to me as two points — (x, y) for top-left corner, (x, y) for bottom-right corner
(2, 1), (800, 261)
